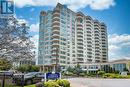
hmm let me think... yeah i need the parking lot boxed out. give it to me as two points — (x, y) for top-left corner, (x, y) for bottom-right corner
(68, 78), (130, 87)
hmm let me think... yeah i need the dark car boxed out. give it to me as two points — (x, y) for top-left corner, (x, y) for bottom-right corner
(13, 72), (44, 85)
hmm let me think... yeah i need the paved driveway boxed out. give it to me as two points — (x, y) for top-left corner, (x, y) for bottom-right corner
(67, 78), (130, 87)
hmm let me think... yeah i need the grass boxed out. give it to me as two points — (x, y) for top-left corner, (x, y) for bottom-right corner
(24, 84), (36, 87)
(0, 83), (35, 87)
(4, 84), (35, 87)
(0, 78), (36, 87)
(2, 84), (21, 87)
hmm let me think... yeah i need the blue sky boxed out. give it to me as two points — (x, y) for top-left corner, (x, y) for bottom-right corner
(13, 0), (130, 61)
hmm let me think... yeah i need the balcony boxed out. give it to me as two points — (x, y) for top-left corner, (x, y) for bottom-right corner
(87, 31), (91, 34)
(76, 14), (83, 19)
(52, 38), (59, 43)
(52, 29), (60, 34)
(77, 22), (83, 25)
(53, 20), (60, 24)
(102, 58), (107, 60)
(77, 42), (83, 46)
(95, 60), (100, 63)
(94, 21), (100, 26)
(87, 38), (92, 40)
(53, 10), (60, 16)
(51, 57), (59, 60)
(77, 32), (83, 36)
(87, 59), (92, 62)
(52, 41), (59, 44)
(52, 17), (60, 22)
(77, 49), (83, 53)
(77, 40), (83, 43)
(101, 24), (106, 29)
(77, 38), (83, 42)
(87, 48), (92, 51)
(77, 57), (84, 60)
(77, 25), (83, 29)
(86, 16), (92, 20)
(77, 31), (83, 35)
(77, 35), (83, 38)
(52, 33), (60, 37)
(95, 33), (100, 36)
(94, 30), (100, 34)
(52, 25), (60, 29)
(77, 30), (83, 33)
(52, 26), (60, 31)
(86, 35), (91, 38)
(77, 12), (84, 17)
(77, 46), (83, 49)
(86, 24), (92, 28)
(86, 20), (92, 24)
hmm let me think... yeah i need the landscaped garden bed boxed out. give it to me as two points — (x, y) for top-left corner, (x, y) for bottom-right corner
(24, 79), (71, 87)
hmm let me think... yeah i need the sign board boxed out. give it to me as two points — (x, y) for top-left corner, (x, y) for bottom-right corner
(121, 72), (127, 76)
(0, 1), (14, 14)
(46, 72), (60, 80)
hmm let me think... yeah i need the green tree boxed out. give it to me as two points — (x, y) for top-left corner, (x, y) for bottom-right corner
(0, 16), (35, 62)
(123, 67), (129, 72)
(0, 58), (12, 70)
(67, 66), (74, 72)
(17, 65), (39, 73)
(73, 63), (82, 76)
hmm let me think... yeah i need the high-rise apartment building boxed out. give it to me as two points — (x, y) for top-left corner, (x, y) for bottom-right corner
(38, 3), (108, 69)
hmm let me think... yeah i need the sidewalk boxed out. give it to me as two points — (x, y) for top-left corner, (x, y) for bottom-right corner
(71, 83), (88, 87)
(68, 78), (130, 87)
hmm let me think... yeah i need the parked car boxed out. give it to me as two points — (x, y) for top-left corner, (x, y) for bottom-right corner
(13, 72), (44, 85)
(0, 71), (14, 75)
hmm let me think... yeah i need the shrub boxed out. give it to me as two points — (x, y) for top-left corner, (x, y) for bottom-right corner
(44, 80), (60, 87)
(103, 73), (112, 78)
(105, 74), (123, 78)
(79, 73), (86, 77)
(56, 79), (70, 87)
(97, 71), (105, 76)
(103, 75), (107, 78)
(24, 85), (36, 87)
(35, 82), (43, 87)
(65, 72), (74, 76)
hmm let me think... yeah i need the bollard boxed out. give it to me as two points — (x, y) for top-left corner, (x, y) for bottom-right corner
(2, 73), (5, 87)
(21, 74), (24, 87)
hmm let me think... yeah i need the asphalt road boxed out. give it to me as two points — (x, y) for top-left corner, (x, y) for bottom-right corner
(67, 78), (130, 87)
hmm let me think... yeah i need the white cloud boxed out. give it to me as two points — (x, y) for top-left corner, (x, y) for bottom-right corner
(14, 15), (29, 24)
(108, 34), (130, 45)
(30, 23), (39, 32)
(108, 34), (130, 60)
(90, 0), (115, 10)
(17, 18), (29, 24)
(109, 45), (120, 53)
(14, 0), (115, 11)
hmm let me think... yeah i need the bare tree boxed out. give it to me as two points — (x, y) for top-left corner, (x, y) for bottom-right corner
(0, 15), (35, 62)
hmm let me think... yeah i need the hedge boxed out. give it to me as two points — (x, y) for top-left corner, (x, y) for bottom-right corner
(44, 80), (60, 87)
(57, 79), (70, 87)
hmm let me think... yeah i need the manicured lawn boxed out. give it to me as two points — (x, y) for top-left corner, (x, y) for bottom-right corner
(4, 84), (20, 87)
(24, 84), (36, 87)
(0, 83), (35, 87)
